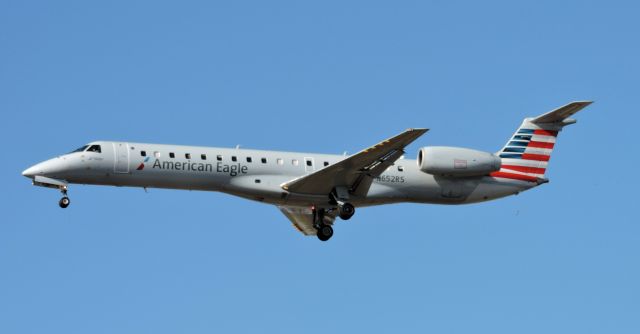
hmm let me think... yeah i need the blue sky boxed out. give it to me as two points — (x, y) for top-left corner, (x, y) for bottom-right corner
(1, 1), (637, 333)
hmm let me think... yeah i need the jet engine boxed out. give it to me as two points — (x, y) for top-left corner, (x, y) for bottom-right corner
(417, 146), (501, 177)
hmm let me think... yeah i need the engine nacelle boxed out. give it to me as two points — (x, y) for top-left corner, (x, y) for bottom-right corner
(417, 146), (501, 177)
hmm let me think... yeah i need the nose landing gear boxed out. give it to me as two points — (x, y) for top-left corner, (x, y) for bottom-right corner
(59, 196), (70, 208)
(59, 187), (70, 209)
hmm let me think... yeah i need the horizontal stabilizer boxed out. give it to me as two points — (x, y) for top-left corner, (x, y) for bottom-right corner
(532, 101), (593, 124)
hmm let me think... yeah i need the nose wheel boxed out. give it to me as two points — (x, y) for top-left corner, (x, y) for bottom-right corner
(58, 187), (70, 208)
(59, 196), (70, 208)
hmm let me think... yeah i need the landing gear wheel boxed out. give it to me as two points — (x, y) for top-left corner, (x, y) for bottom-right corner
(59, 197), (70, 209)
(338, 202), (355, 220)
(316, 224), (334, 241)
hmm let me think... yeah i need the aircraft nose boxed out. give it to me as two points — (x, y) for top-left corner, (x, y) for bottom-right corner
(21, 158), (69, 179)
(22, 165), (38, 178)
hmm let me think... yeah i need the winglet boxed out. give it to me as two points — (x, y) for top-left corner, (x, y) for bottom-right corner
(532, 101), (593, 124)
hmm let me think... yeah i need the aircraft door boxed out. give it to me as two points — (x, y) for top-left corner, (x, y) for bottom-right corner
(113, 142), (130, 173)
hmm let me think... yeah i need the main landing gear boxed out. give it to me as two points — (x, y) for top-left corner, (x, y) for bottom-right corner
(338, 202), (355, 220)
(312, 202), (356, 241)
(313, 207), (334, 242)
(59, 187), (70, 209)
(332, 187), (355, 221)
(316, 224), (334, 242)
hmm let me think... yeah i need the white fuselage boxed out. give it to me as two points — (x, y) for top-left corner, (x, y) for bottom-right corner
(21, 101), (590, 241)
(23, 141), (536, 208)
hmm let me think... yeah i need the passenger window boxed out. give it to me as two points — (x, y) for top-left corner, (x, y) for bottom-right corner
(398, 166), (404, 172)
(201, 154), (207, 160)
(261, 158), (267, 164)
(87, 145), (102, 153)
(232, 156), (237, 162)
(246, 157), (252, 163)
(186, 153), (191, 159)
(217, 155), (222, 161)
(141, 151), (146, 157)
(306, 160), (312, 166)
(169, 152), (175, 158)
(277, 158), (283, 165)
(324, 161), (329, 166)
(154, 151), (160, 158)
(292, 159), (299, 166)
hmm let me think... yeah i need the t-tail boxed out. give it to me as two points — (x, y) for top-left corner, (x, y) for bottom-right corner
(491, 101), (593, 183)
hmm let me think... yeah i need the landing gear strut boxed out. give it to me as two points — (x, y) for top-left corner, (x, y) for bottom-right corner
(313, 207), (334, 242)
(331, 187), (356, 221)
(59, 187), (70, 209)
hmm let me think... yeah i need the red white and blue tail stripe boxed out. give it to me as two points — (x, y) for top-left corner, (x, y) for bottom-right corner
(491, 126), (559, 182)
(490, 101), (592, 183)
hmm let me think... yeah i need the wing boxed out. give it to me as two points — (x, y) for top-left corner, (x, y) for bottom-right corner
(278, 206), (336, 236)
(281, 128), (428, 196)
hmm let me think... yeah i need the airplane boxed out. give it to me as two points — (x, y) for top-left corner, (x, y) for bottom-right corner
(22, 101), (592, 241)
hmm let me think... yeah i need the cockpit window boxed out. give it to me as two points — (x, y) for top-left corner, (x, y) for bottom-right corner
(71, 145), (89, 153)
(87, 145), (102, 153)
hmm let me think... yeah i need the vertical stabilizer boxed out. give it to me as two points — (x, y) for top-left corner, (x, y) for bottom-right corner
(491, 101), (592, 183)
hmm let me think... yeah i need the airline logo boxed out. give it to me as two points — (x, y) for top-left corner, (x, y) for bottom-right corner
(491, 128), (558, 182)
(136, 157), (150, 170)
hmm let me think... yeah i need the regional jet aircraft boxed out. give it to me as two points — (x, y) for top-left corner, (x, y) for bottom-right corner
(22, 102), (592, 241)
